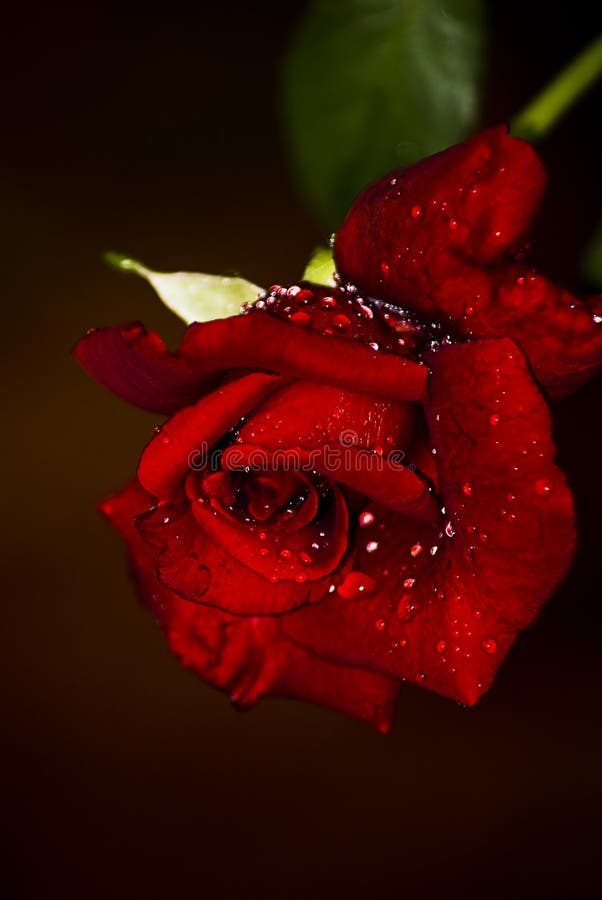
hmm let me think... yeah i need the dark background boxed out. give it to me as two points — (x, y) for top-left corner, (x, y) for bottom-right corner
(2, 3), (601, 898)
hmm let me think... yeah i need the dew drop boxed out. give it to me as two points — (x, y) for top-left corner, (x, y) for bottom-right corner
(481, 637), (498, 655)
(294, 573), (308, 584)
(430, 545), (439, 556)
(368, 341), (379, 351)
(332, 314), (351, 332)
(411, 205), (423, 219)
(290, 310), (312, 327)
(448, 219), (459, 230)
(375, 619), (387, 631)
(534, 478), (554, 497)
(359, 511), (375, 527)
(366, 541), (379, 553)
(444, 521), (456, 538)
(397, 594), (417, 622)
(320, 295), (337, 309)
(489, 414), (501, 426)
(403, 577), (416, 590)
(279, 548), (292, 560)
(295, 288), (314, 304)
(161, 435), (172, 446)
(462, 482), (473, 497)
(337, 571), (376, 600)
(380, 260), (391, 276)
(298, 551), (313, 566)
(259, 548), (269, 558)
(436, 640), (447, 655)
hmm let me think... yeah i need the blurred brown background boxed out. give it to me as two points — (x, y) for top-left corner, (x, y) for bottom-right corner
(2, 2), (601, 898)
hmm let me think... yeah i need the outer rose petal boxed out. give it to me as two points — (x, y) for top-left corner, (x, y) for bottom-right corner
(281, 339), (576, 705)
(72, 323), (218, 414)
(74, 311), (428, 415)
(335, 125), (602, 397)
(102, 481), (399, 731)
(179, 314), (428, 403)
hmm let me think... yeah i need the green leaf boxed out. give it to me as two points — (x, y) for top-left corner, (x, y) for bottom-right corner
(582, 220), (602, 289)
(282, 0), (485, 228)
(302, 246), (337, 286)
(104, 252), (263, 324)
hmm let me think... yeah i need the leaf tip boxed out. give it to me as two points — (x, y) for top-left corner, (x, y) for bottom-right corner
(103, 251), (142, 274)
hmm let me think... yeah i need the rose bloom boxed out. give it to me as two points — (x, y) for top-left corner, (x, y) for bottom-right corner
(75, 127), (602, 731)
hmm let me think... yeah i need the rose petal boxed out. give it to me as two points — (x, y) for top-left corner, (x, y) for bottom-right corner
(189, 475), (349, 597)
(222, 444), (437, 523)
(233, 381), (417, 454)
(335, 125), (602, 397)
(72, 323), (218, 414)
(180, 313), (428, 403)
(102, 481), (399, 730)
(281, 339), (576, 705)
(137, 373), (287, 499)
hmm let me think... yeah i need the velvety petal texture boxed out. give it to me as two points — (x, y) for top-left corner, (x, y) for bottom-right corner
(75, 127), (595, 728)
(281, 339), (575, 705)
(104, 481), (399, 731)
(335, 126), (602, 398)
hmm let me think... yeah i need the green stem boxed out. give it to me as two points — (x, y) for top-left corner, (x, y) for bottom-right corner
(511, 33), (602, 142)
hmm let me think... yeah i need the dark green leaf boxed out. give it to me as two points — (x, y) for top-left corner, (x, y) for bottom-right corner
(283, 0), (485, 228)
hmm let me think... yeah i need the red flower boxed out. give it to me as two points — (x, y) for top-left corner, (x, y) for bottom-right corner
(74, 127), (601, 731)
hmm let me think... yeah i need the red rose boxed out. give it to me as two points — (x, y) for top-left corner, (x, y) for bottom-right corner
(74, 127), (601, 731)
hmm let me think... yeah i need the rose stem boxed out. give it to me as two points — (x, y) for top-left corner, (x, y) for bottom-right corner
(511, 33), (602, 142)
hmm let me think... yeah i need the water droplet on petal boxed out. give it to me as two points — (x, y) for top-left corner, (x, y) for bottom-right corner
(397, 594), (417, 622)
(366, 541), (379, 553)
(462, 482), (473, 497)
(320, 295), (337, 309)
(337, 571), (377, 600)
(332, 314), (351, 332)
(481, 637), (498, 655)
(411, 205), (423, 219)
(403, 577), (416, 590)
(279, 548), (292, 560)
(290, 310), (312, 327)
(359, 511), (375, 527)
(410, 542), (423, 558)
(298, 551), (313, 566)
(445, 521), (456, 538)
(489, 414), (501, 426)
(294, 572), (308, 584)
(161, 435), (172, 446)
(534, 478), (554, 497)
(436, 640), (447, 654)
(375, 618), (387, 631)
